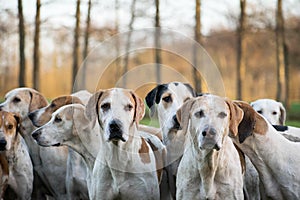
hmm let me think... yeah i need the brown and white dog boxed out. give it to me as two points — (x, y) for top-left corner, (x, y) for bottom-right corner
(28, 94), (90, 200)
(231, 101), (300, 199)
(0, 88), (68, 199)
(175, 95), (244, 199)
(87, 88), (160, 199)
(0, 111), (33, 200)
(145, 82), (196, 199)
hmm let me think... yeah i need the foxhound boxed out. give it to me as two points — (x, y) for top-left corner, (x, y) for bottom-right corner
(231, 101), (300, 199)
(251, 99), (300, 142)
(86, 88), (160, 199)
(250, 98), (286, 125)
(0, 88), (68, 199)
(145, 82), (196, 199)
(175, 95), (244, 199)
(0, 111), (33, 200)
(28, 94), (90, 200)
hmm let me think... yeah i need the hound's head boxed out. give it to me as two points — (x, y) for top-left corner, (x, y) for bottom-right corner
(28, 95), (83, 127)
(145, 82), (196, 136)
(32, 104), (85, 147)
(85, 88), (145, 143)
(0, 88), (48, 120)
(176, 95), (243, 151)
(250, 99), (286, 125)
(0, 111), (21, 151)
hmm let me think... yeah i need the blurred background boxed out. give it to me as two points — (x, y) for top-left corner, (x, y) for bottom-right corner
(0, 0), (299, 123)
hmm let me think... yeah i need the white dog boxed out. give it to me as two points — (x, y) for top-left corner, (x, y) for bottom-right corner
(175, 95), (244, 199)
(231, 101), (300, 199)
(250, 98), (286, 125)
(87, 88), (160, 200)
(145, 82), (196, 199)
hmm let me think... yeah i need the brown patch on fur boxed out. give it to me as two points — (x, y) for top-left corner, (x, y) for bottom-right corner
(0, 152), (9, 198)
(129, 91), (145, 124)
(176, 98), (196, 135)
(234, 101), (268, 143)
(233, 144), (246, 174)
(147, 139), (164, 183)
(29, 90), (48, 112)
(139, 138), (150, 164)
(226, 99), (244, 137)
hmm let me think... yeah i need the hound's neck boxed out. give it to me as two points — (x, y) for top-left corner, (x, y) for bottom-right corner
(192, 137), (227, 198)
(237, 124), (299, 199)
(100, 125), (140, 169)
(6, 133), (21, 165)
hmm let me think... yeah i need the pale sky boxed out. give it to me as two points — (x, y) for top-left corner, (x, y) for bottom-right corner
(1, 0), (299, 36)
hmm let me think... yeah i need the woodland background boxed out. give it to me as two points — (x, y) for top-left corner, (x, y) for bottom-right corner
(0, 0), (299, 121)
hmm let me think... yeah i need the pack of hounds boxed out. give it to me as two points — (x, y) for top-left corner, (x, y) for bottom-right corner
(0, 82), (299, 200)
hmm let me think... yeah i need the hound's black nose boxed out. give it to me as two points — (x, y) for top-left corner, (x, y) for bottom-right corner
(0, 139), (7, 150)
(108, 120), (125, 141)
(172, 115), (181, 130)
(32, 129), (41, 140)
(28, 112), (35, 121)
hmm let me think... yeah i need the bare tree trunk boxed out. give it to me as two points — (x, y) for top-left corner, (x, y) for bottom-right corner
(82, 0), (91, 89)
(236, 0), (247, 100)
(33, 0), (41, 90)
(122, 0), (136, 88)
(276, 0), (288, 106)
(114, 0), (121, 83)
(18, 0), (26, 87)
(72, 0), (80, 91)
(193, 0), (202, 92)
(155, 0), (161, 84)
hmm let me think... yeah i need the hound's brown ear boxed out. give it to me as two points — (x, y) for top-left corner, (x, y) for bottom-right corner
(29, 90), (48, 112)
(85, 91), (103, 126)
(176, 98), (195, 135)
(278, 102), (286, 125)
(131, 91), (145, 123)
(234, 101), (256, 143)
(226, 99), (244, 137)
(13, 113), (21, 133)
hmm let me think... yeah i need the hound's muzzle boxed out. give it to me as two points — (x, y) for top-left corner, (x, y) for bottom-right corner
(108, 119), (125, 142)
(201, 126), (220, 151)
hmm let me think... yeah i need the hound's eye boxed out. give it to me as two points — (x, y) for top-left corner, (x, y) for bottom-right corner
(54, 116), (62, 123)
(50, 103), (56, 108)
(272, 111), (277, 115)
(162, 96), (172, 103)
(218, 112), (227, 118)
(195, 110), (204, 118)
(7, 124), (13, 130)
(13, 97), (21, 103)
(101, 103), (110, 111)
(257, 110), (262, 114)
(125, 104), (133, 111)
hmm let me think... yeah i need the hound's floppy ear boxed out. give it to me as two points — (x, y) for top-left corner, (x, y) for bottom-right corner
(29, 90), (48, 112)
(184, 83), (197, 97)
(85, 91), (103, 127)
(278, 102), (286, 125)
(226, 99), (244, 137)
(145, 86), (158, 117)
(131, 91), (145, 124)
(234, 101), (256, 143)
(13, 113), (21, 133)
(176, 98), (195, 135)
